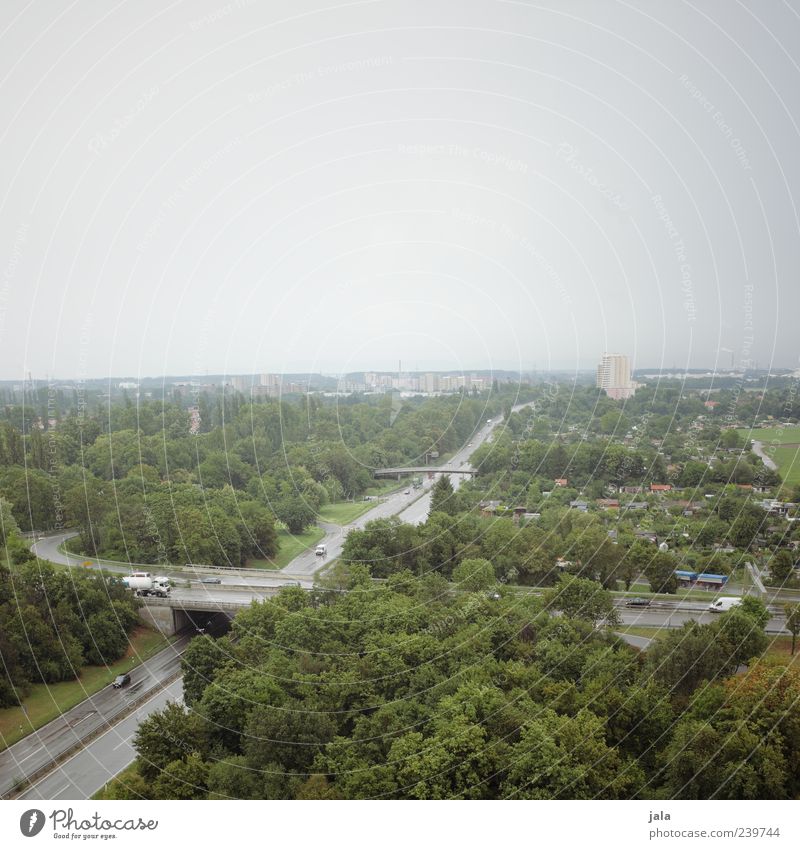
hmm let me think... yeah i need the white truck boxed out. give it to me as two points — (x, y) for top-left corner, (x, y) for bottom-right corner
(708, 597), (741, 613)
(315, 544), (327, 557)
(122, 572), (171, 598)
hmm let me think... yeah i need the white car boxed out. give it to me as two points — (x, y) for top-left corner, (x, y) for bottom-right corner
(708, 597), (741, 612)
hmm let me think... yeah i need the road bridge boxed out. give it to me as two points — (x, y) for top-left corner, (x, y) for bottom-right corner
(138, 588), (282, 634)
(373, 466), (477, 479)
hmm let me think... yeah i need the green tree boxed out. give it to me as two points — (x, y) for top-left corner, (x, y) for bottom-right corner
(181, 635), (233, 706)
(542, 574), (619, 627)
(133, 702), (207, 781)
(643, 552), (678, 594)
(784, 603), (800, 655)
(151, 752), (209, 800)
(502, 708), (643, 799)
(770, 550), (794, 584)
(274, 494), (317, 535)
(429, 475), (460, 516)
(451, 557), (495, 591)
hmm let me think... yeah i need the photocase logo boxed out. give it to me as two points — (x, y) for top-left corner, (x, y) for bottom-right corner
(19, 809), (45, 837)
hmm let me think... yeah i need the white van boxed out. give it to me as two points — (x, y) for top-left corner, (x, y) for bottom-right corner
(315, 544), (327, 557)
(708, 597), (742, 613)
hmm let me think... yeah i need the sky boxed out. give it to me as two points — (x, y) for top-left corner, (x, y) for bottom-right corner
(0, 0), (799, 380)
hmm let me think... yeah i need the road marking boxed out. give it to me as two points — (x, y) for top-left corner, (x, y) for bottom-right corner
(112, 735), (133, 752)
(16, 748), (43, 765)
(20, 681), (183, 799)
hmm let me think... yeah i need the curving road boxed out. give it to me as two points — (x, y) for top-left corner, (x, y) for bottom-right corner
(31, 404), (518, 583)
(751, 440), (778, 471)
(12, 404), (526, 799)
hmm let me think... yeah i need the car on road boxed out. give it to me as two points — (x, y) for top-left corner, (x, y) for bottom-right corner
(404, 489), (411, 494)
(708, 597), (741, 612)
(625, 597), (651, 607)
(315, 544), (327, 556)
(112, 673), (131, 689)
(201, 577), (222, 584)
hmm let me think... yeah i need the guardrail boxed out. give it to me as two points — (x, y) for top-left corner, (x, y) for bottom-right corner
(2, 670), (183, 800)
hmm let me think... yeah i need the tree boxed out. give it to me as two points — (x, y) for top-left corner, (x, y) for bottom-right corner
(728, 512), (762, 551)
(542, 574), (619, 627)
(151, 752), (209, 800)
(0, 495), (20, 546)
(645, 621), (734, 699)
(451, 557), (495, 591)
(643, 552), (678, 594)
(785, 604), (800, 655)
(770, 550), (794, 584)
(660, 661), (800, 799)
(429, 475), (460, 516)
(501, 708), (643, 799)
(274, 494), (316, 534)
(388, 717), (499, 799)
(244, 700), (337, 773)
(133, 702), (207, 781)
(181, 635), (233, 706)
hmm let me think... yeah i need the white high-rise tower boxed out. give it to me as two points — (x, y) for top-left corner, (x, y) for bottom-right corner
(596, 353), (635, 399)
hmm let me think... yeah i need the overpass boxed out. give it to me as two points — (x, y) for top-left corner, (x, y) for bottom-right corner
(373, 466), (477, 479)
(138, 588), (282, 634)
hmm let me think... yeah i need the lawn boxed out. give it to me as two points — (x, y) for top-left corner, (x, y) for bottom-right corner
(317, 500), (376, 525)
(0, 627), (174, 752)
(739, 426), (800, 488)
(247, 526), (325, 570)
(615, 625), (667, 639)
(763, 635), (800, 668)
(739, 425), (800, 445)
(363, 478), (406, 497)
(770, 445), (800, 487)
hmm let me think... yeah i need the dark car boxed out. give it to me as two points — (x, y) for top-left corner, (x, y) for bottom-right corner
(112, 673), (130, 689)
(201, 577), (222, 584)
(625, 597), (651, 607)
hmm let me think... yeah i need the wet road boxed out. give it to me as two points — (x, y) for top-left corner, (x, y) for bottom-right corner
(18, 679), (183, 801)
(0, 637), (189, 798)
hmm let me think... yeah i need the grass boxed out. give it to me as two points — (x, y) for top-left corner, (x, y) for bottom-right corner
(763, 635), (800, 668)
(363, 479), (406, 497)
(739, 425), (800, 445)
(770, 445), (800, 487)
(739, 426), (800, 488)
(0, 627), (174, 752)
(247, 526), (325, 570)
(317, 500), (376, 525)
(616, 625), (665, 639)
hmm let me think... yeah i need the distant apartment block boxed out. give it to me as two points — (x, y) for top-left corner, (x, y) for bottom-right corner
(596, 352), (638, 400)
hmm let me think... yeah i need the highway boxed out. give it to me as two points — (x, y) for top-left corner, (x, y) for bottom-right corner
(0, 636), (189, 798)
(31, 404), (515, 582)
(0, 636), (190, 796)
(397, 404), (530, 526)
(18, 679), (183, 801)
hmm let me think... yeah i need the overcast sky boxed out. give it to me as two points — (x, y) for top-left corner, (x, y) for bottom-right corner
(1, 0), (798, 380)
